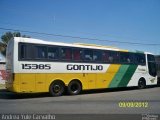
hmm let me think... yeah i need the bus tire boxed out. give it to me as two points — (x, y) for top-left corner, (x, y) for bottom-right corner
(138, 78), (146, 89)
(49, 80), (65, 96)
(67, 80), (82, 95)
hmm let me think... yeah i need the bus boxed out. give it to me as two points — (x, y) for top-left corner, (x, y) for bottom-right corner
(6, 37), (157, 96)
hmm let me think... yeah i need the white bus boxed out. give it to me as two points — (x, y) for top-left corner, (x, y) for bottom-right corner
(6, 37), (157, 96)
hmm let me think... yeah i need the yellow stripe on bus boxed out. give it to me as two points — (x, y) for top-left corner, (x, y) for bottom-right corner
(120, 49), (128, 52)
(106, 64), (121, 87)
(96, 64), (121, 89)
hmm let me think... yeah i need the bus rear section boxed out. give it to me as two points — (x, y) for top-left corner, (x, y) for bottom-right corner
(5, 38), (15, 92)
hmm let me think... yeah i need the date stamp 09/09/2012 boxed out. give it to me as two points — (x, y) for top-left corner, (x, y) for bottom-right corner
(118, 101), (148, 108)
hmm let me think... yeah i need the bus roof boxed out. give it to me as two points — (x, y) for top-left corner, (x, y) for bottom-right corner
(14, 37), (121, 51)
(13, 37), (152, 54)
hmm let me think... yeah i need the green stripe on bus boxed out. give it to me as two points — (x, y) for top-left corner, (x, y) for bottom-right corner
(109, 65), (129, 88)
(118, 65), (138, 87)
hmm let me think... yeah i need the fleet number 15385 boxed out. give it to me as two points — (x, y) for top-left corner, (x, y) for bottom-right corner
(22, 64), (51, 70)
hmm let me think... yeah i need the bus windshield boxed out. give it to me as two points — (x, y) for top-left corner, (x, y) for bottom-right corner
(147, 54), (157, 77)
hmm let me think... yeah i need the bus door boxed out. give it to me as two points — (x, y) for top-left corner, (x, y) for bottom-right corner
(147, 55), (157, 82)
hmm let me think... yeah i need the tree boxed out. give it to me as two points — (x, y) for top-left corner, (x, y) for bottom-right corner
(0, 31), (30, 56)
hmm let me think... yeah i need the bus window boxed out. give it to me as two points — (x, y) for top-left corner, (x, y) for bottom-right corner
(109, 51), (119, 63)
(34, 46), (47, 59)
(73, 49), (83, 61)
(102, 51), (119, 63)
(120, 52), (134, 64)
(84, 49), (93, 61)
(61, 48), (72, 60)
(148, 54), (155, 62)
(20, 44), (26, 59)
(147, 54), (156, 77)
(19, 44), (33, 60)
(48, 47), (59, 60)
(102, 51), (110, 62)
(93, 50), (102, 61)
(135, 54), (146, 65)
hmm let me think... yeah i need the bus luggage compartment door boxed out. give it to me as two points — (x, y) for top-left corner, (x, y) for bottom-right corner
(20, 74), (35, 92)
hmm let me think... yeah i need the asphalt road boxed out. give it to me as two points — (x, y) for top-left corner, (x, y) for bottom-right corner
(0, 86), (160, 120)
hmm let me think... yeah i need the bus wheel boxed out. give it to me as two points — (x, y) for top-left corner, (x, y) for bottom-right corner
(68, 80), (82, 95)
(49, 81), (65, 96)
(138, 78), (146, 89)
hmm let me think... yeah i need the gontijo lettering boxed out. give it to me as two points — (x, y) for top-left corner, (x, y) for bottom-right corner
(67, 64), (103, 71)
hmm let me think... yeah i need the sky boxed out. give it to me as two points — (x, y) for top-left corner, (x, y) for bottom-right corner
(0, 0), (160, 59)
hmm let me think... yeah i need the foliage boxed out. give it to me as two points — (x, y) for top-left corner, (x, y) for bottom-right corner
(0, 32), (30, 56)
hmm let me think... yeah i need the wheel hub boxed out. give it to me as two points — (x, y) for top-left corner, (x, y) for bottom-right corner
(54, 85), (61, 92)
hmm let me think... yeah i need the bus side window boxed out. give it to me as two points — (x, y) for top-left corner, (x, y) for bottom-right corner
(61, 48), (72, 60)
(48, 47), (59, 60)
(102, 51), (110, 62)
(84, 49), (93, 61)
(19, 44), (33, 60)
(35, 46), (47, 59)
(93, 50), (102, 62)
(110, 51), (119, 63)
(20, 44), (26, 59)
(120, 52), (134, 64)
(73, 49), (83, 61)
(135, 54), (146, 65)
